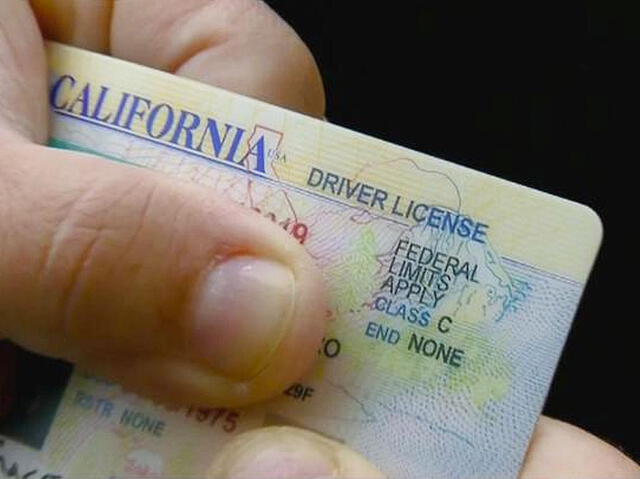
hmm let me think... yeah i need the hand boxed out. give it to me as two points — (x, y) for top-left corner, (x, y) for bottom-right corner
(203, 417), (640, 478)
(0, 2), (637, 478)
(0, 0), (328, 407)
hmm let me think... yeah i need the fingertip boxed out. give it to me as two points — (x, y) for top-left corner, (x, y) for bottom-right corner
(521, 416), (640, 478)
(207, 426), (386, 479)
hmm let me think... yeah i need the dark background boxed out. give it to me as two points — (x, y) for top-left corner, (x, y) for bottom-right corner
(0, 341), (72, 450)
(265, 1), (636, 461)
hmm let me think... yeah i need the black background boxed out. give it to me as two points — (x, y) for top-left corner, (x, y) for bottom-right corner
(0, 341), (72, 450)
(265, 1), (637, 461)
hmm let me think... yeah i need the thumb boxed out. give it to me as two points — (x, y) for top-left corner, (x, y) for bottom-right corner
(207, 427), (386, 478)
(0, 0), (328, 407)
(0, 142), (327, 407)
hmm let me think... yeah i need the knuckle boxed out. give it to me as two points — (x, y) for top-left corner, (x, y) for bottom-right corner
(42, 172), (167, 334)
(217, 0), (326, 115)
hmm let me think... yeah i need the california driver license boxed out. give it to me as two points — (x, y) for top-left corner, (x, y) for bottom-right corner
(0, 41), (602, 479)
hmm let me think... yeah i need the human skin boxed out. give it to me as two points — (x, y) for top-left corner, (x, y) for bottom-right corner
(0, 1), (637, 477)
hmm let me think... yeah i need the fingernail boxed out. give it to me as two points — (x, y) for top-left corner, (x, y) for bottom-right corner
(210, 434), (336, 479)
(189, 256), (295, 379)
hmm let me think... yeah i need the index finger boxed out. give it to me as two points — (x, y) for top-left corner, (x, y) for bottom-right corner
(521, 416), (640, 478)
(30, 0), (326, 116)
